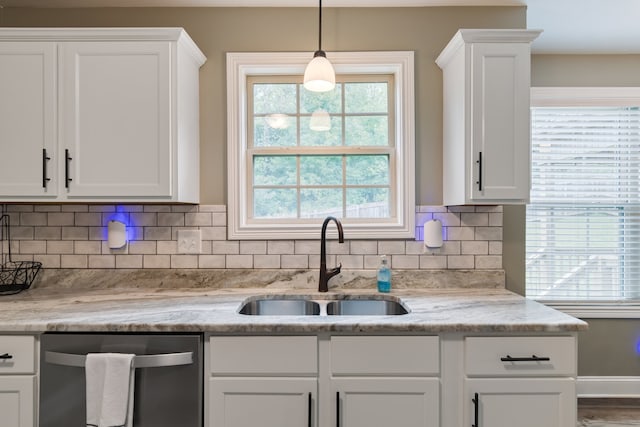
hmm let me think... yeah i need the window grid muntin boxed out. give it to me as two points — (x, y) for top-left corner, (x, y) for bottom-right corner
(248, 74), (395, 221)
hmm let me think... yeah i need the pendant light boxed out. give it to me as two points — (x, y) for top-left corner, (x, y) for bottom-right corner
(303, 0), (335, 92)
(309, 109), (331, 131)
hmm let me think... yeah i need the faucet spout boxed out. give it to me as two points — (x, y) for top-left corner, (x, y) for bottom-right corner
(318, 216), (344, 292)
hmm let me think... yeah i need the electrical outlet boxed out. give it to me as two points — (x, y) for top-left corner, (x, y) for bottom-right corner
(177, 230), (202, 254)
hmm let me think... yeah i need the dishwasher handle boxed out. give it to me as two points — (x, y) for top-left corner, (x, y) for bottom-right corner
(44, 350), (193, 369)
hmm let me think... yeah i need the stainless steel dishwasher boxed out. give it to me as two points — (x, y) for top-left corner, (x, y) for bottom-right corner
(39, 333), (203, 427)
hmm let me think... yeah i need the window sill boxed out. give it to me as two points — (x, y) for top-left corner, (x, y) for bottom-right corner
(538, 301), (640, 319)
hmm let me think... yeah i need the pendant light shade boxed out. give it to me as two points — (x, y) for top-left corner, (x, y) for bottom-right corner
(303, 0), (335, 92)
(310, 109), (331, 131)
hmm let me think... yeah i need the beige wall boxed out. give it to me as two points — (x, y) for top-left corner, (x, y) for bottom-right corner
(506, 54), (640, 376)
(1, 6), (525, 205)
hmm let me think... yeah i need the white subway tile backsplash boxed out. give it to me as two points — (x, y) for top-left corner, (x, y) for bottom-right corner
(240, 241), (267, 255)
(226, 254), (253, 269)
(88, 255), (115, 268)
(268, 241), (295, 255)
(420, 255), (447, 269)
(20, 213), (47, 226)
(74, 241), (101, 255)
(201, 226), (227, 241)
(253, 254), (280, 269)
(47, 241), (73, 254)
(447, 255), (475, 269)
(460, 212), (489, 227)
(461, 241), (489, 255)
(62, 227), (89, 240)
(475, 255), (502, 269)
(2, 204), (502, 271)
(116, 255), (143, 269)
(198, 255), (226, 269)
(170, 255), (198, 268)
(157, 213), (185, 227)
(281, 254), (309, 269)
(126, 241), (157, 255)
(351, 240), (378, 255)
(157, 241), (178, 255)
(19, 240), (46, 254)
(212, 241), (239, 255)
(143, 255), (170, 268)
(75, 213), (102, 226)
(185, 212), (212, 226)
(336, 255), (364, 269)
(61, 254), (87, 268)
(392, 255), (419, 269)
(295, 240), (319, 255)
(144, 227), (172, 241)
(378, 241), (405, 255)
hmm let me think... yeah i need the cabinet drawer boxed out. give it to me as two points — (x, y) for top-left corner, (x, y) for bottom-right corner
(0, 335), (36, 374)
(209, 336), (317, 375)
(465, 336), (575, 377)
(331, 336), (439, 376)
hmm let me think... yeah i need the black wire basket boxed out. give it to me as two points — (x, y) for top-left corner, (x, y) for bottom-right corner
(0, 214), (42, 295)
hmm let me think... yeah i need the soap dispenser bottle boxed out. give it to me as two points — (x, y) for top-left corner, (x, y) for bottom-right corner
(377, 255), (391, 293)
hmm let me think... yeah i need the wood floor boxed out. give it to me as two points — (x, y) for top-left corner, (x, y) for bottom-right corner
(579, 399), (640, 426)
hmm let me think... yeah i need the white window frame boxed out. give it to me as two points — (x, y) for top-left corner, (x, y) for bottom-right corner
(529, 86), (640, 318)
(226, 51), (415, 240)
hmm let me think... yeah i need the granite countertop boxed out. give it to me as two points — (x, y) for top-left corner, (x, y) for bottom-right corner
(0, 269), (587, 334)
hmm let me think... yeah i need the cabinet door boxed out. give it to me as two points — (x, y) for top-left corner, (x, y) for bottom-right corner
(0, 376), (35, 427)
(470, 42), (531, 202)
(209, 378), (316, 427)
(0, 42), (57, 198)
(332, 378), (439, 427)
(60, 41), (172, 199)
(466, 378), (575, 427)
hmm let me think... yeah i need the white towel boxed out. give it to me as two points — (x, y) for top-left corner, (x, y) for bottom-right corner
(85, 353), (135, 427)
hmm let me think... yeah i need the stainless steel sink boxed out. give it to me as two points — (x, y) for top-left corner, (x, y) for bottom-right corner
(326, 298), (408, 316)
(238, 298), (321, 316)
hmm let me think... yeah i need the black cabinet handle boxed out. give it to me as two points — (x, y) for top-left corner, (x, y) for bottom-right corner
(42, 149), (51, 189)
(476, 151), (483, 191)
(500, 354), (551, 362)
(336, 391), (340, 427)
(0, 353), (13, 360)
(65, 149), (72, 189)
(472, 392), (479, 427)
(308, 392), (312, 427)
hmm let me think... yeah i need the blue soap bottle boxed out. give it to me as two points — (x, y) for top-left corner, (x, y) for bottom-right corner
(377, 255), (391, 293)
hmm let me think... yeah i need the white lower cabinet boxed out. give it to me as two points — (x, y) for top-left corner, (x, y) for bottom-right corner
(463, 335), (577, 427)
(209, 378), (316, 427)
(0, 335), (37, 427)
(465, 378), (575, 427)
(332, 378), (440, 427)
(0, 376), (36, 427)
(207, 335), (440, 427)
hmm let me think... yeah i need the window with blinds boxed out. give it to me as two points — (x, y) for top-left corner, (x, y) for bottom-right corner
(527, 105), (640, 301)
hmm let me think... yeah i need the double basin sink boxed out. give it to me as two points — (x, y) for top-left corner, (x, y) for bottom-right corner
(239, 295), (409, 316)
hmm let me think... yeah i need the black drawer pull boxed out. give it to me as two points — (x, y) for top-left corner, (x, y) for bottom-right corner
(42, 148), (51, 189)
(476, 151), (483, 191)
(65, 149), (73, 189)
(472, 392), (479, 427)
(500, 355), (550, 362)
(0, 353), (13, 360)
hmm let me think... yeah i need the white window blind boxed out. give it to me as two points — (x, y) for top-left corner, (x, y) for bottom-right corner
(527, 105), (640, 301)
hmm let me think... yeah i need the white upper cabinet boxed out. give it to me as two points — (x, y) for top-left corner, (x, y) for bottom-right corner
(0, 28), (206, 203)
(0, 42), (57, 199)
(436, 29), (541, 206)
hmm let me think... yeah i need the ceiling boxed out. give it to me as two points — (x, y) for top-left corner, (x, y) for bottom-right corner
(0, 0), (638, 54)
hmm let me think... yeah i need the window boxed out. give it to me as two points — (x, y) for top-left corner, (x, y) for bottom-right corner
(227, 52), (415, 240)
(527, 88), (640, 303)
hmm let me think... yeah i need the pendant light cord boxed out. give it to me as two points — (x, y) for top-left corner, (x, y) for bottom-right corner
(318, 0), (323, 53)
